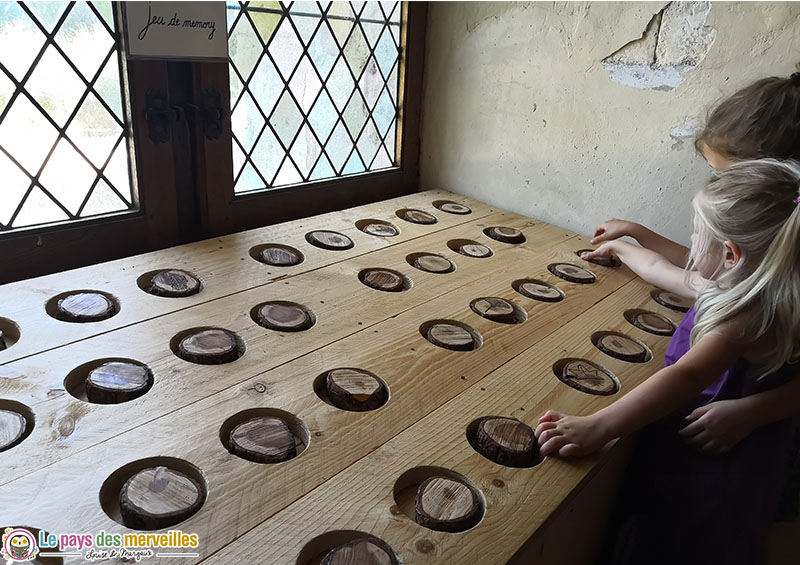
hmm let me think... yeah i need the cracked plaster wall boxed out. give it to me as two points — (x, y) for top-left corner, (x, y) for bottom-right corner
(419, 2), (800, 245)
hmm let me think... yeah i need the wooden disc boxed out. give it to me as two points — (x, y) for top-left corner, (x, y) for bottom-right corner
(228, 416), (297, 463)
(475, 417), (538, 467)
(595, 333), (648, 363)
(148, 270), (201, 297)
(412, 254), (454, 273)
(486, 226), (525, 244)
(549, 263), (596, 284)
(86, 362), (152, 404)
(577, 249), (619, 268)
(321, 538), (399, 565)
(651, 289), (693, 312)
(458, 243), (492, 258)
(401, 209), (437, 224)
(178, 329), (240, 364)
(0, 409), (27, 452)
(256, 303), (314, 331)
(517, 280), (563, 302)
(361, 269), (405, 292)
(55, 292), (115, 322)
(414, 476), (481, 532)
(438, 202), (471, 215)
(426, 323), (476, 351)
(120, 466), (205, 530)
(326, 368), (388, 411)
(307, 230), (354, 250)
(471, 297), (518, 323)
(560, 359), (618, 395)
(260, 246), (303, 266)
(362, 223), (399, 237)
(628, 310), (676, 336)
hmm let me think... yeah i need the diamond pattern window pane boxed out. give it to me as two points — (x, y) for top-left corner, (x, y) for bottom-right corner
(0, 2), (135, 232)
(229, 1), (402, 194)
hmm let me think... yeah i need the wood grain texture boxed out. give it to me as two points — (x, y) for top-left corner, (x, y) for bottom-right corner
(306, 231), (355, 251)
(426, 323), (477, 351)
(326, 369), (388, 412)
(458, 243), (492, 258)
(362, 223), (400, 237)
(516, 280), (564, 302)
(474, 417), (538, 467)
(486, 226), (525, 244)
(85, 362), (152, 404)
(147, 270), (202, 298)
(120, 466), (205, 530)
(0, 409), (26, 452)
(414, 476), (481, 532)
(436, 202), (472, 215)
(548, 263), (596, 284)
(256, 303), (315, 332)
(259, 246), (304, 267)
(412, 254), (454, 273)
(177, 329), (241, 364)
(594, 333), (648, 363)
(401, 209), (437, 225)
(54, 293), (116, 322)
(650, 289), (693, 312)
(361, 270), (406, 292)
(228, 417), (297, 463)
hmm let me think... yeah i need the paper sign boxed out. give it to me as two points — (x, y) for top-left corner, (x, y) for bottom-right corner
(124, 1), (228, 60)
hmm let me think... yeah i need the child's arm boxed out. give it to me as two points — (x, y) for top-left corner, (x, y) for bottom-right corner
(592, 219), (690, 267)
(536, 330), (741, 457)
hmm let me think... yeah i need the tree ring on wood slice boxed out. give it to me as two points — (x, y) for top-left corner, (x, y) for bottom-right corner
(397, 208), (438, 224)
(553, 358), (620, 396)
(119, 466), (206, 530)
(470, 297), (526, 324)
(650, 289), (693, 312)
(433, 200), (472, 215)
(305, 230), (354, 251)
(50, 291), (118, 322)
(175, 328), (244, 364)
(321, 537), (400, 565)
(254, 301), (316, 332)
(548, 263), (596, 284)
(484, 226), (526, 244)
(85, 361), (154, 404)
(356, 219), (400, 237)
(414, 476), (482, 532)
(358, 268), (410, 292)
(228, 416), (297, 463)
(624, 309), (676, 336)
(591, 331), (652, 363)
(576, 249), (620, 268)
(0, 407), (29, 452)
(408, 253), (455, 274)
(145, 269), (201, 297)
(512, 279), (565, 302)
(323, 368), (389, 411)
(447, 239), (493, 258)
(422, 320), (482, 351)
(257, 244), (305, 266)
(469, 416), (541, 467)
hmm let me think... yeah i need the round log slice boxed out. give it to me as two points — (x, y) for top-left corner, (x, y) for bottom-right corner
(412, 254), (454, 273)
(361, 269), (405, 292)
(260, 246), (303, 266)
(627, 310), (676, 336)
(0, 409), (27, 452)
(471, 297), (517, 323)
(362, 223), (399, 237)
(517, 280), (563, 302)
(256, 303), (314, 332)
(228, 416), (296, 463)
(120, 466), (205, 530)
(426, 323), (476, 351)
(306, 231), (354, 250)
(55, 292), (115, 322)
(559, 359), (618, 395)
(178, 329), (240, 364)
(414, 476), (481, 532)
(147, 270), (201, 298)
(325, 368), (388, 411)
(475, 417), (538, 466)
(437, 202), (471, 215)
(86, 362), (153, 404)
(401, 209), (437, 224)
(486, 226), (525, 244)
(548, 263), (596, 284)
(458, 243), (492, 258)
(651, 289), (693, 312)
(595, 333), (648, 363)
(577, 249), (619, 268)
(321, 537), (399, 565)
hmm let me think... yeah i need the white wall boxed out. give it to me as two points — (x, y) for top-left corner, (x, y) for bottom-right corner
(420, 2), (800, 246)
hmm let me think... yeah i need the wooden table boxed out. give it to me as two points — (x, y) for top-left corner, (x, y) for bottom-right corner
(0, 190), (685, 564)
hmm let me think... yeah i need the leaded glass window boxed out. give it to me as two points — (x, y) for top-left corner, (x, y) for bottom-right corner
(0, 1), (133, 232)
(227, 1), (403, 194)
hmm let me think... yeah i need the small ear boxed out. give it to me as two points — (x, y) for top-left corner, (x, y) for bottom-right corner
(722, 240), (742, 269)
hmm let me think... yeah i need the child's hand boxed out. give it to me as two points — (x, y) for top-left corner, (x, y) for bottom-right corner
(678, 400), (756, 455)
(535, 410), (611, 457)
(591, 219), (637, 245)
(580, 241), (619, 263)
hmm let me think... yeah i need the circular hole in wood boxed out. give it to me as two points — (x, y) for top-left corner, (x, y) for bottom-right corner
(0, 399), (34, 453)
(466, 416), (542, 468)
(433, 200), (472, 215)
(624, 309), (676, 336)
(296, 531), (401, 565)
(0, 526), (63, 564)
(512, 279), (565, 302)
(170, 327), (246, 364)
(45, 290), (120, 323)
(396, 208), (438, 225)
(393, 466), (486, 533)
(591, 331), (653, 363)
(446, 239), (493, 258)
(420, 320), (483, 352)
(313, 368), (390, 412)
(305, 230), (354, 251)
(250, 243), (305, 267)
(251, 301), (317, 332)
(406, 252), (456, 274)
(220, 408), (309, 464)
(136, 269), (202, 298)
(358, 268), (412, 292)
(576, 249), (619, 268)
(64, 358), (154, 404)
(547, 263), (596, 284)
(355, 219), (400, 237)
(469, 297), (527, 324)
(0, 317), (21, 352)
(483, 226), (526, 244)
(99, 457), (207, 531)
(552, 358), (620, 396)
(650, 289), (693, 312)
